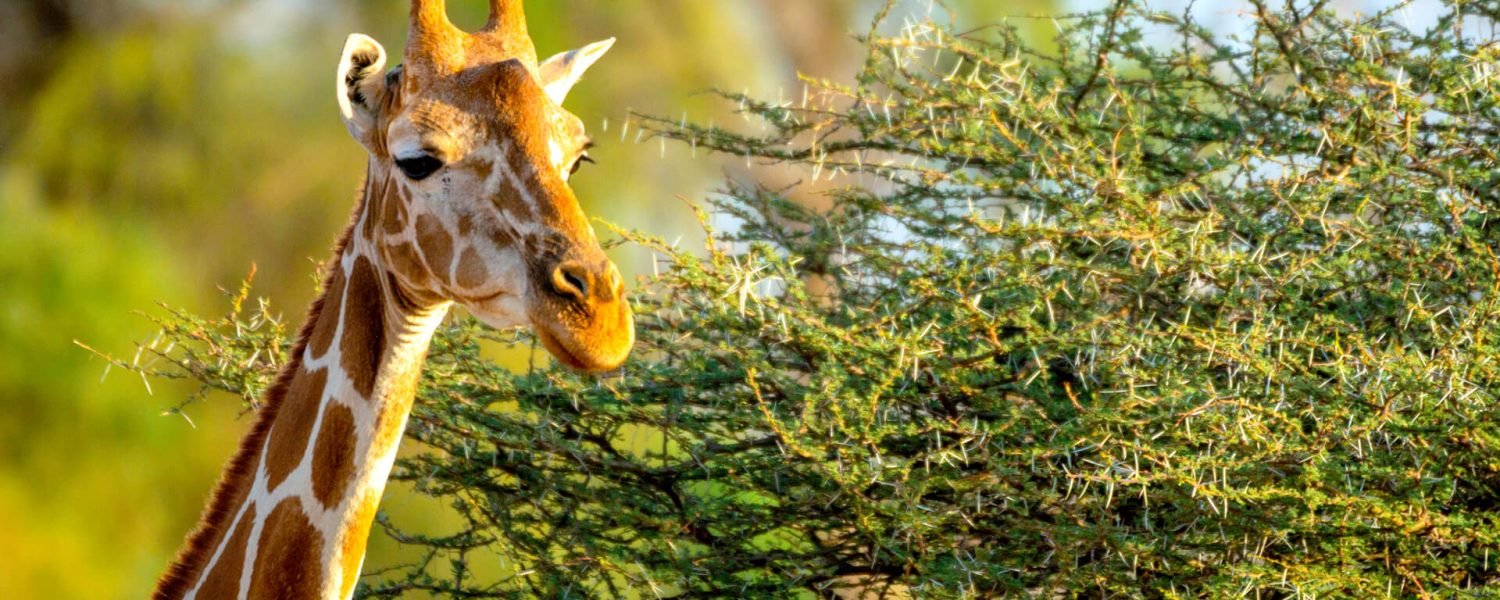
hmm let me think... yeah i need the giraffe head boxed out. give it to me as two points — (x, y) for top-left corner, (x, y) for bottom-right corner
(334, 0), (632, 372)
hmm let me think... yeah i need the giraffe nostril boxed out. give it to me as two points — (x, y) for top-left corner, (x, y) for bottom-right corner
(550, 262), (590, 301)
(603, 264), (624, 302)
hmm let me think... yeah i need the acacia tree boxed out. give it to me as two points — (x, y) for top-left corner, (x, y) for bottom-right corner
(122, 1), (1500, 597)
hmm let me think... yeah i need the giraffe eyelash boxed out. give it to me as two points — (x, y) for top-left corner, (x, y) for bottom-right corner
(570, 153), (595, 175)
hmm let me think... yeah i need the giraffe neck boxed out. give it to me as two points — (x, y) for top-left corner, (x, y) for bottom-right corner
(156, 178), (452, 600)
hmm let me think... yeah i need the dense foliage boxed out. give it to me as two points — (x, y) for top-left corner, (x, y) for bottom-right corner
(131, 1), (1500, 596)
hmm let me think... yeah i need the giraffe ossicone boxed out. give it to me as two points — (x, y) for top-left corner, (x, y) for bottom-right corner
(154, 1), (634, 598)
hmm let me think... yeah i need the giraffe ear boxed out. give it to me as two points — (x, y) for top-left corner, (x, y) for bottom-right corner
(337, 34), (390, 147)
(538, 38), (614, 106)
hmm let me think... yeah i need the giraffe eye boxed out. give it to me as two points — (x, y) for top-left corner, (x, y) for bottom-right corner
(395, 155), (444, 181)
(569, 153), (595, 175)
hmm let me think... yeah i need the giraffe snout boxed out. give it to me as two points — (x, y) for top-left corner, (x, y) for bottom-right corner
(531, 255), (634, 373)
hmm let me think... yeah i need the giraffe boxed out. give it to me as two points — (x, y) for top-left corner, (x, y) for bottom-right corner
(153, 1), (633, 598)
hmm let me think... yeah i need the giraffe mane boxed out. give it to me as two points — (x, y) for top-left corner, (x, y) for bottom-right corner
(152, 186), (369, 600)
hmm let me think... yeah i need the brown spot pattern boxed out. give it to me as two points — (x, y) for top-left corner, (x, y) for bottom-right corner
(193, 504), (256, 599)
(312, 403), (357, 508)
(308, 269), (345, 360)
(362, 190), (381, 241)
(338, 494), (381, 599)
(470, 159), (494, 186)
(384, 241), (430, 290)
(382, 186), (409, 236)
(455, 246), (491, 289)
(416, 214), (453, 277)
(248, 497), (323, 600)
(263, 368), (328, 491)
(342, 256), (386, 399)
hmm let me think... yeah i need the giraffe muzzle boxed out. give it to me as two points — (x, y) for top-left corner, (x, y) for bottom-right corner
(530, 256), (633, 373)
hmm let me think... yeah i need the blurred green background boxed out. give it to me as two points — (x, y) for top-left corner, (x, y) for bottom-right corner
(0, 0), (1047, 597)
